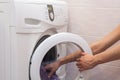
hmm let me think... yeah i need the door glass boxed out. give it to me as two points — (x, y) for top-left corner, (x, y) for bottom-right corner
(29, 34), (59, 80)
(40, 46), (59, 80)
(32, 35), (58, 66)
(66, 42), (81, 80)
(40, 42), (85, 80)
(42, 45), (57, 66)
(35, 35), (58, 80)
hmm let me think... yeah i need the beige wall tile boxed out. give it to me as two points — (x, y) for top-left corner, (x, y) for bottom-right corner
(68, 7), (120, 36)
(84, 65), (120, 80)
(64, 0), (120, 8)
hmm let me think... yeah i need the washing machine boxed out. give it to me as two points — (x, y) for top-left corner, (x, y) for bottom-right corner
(10, 0), (92, 80)
(11, 0), (68, 80)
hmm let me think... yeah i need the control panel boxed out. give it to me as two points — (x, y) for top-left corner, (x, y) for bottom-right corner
(15, 0), (68, 33)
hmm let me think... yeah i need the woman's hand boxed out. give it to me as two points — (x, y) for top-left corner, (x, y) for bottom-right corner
(45, 60), (61, 78)
(76, 53), (98, 71)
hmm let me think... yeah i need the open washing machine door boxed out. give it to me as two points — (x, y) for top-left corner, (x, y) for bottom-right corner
(29, 32), (92, 80)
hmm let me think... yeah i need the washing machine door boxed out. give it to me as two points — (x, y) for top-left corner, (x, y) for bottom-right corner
(29, 32), (92, 80)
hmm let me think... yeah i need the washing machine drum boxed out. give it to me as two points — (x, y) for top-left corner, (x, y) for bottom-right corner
(29, 32), (92, 80)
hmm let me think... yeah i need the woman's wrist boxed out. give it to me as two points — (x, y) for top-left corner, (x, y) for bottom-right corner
(58, 58), (64, 66)
(94, 54), (104, 65)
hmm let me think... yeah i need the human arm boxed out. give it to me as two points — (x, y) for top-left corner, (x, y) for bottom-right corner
(76, 25), (120, 71)
(58, 50), (83, 65)
(46, 25), (120, 76)
(45, 50), (84, 77)
(95, 44), (120, 64)
(76, 44), (120, 71)
(91, 26), (120, 54)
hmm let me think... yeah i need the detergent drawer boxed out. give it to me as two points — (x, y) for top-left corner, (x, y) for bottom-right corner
(0, 3), (9, 14)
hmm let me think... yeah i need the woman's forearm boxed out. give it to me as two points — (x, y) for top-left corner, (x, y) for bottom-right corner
(95, 44), (120, 64)
(91, 26), (120, 55)
(58, 50), (82, 65)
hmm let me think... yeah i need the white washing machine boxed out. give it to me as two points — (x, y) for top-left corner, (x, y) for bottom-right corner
(11, 0), (68, 80)
(10, 0), (92, 80)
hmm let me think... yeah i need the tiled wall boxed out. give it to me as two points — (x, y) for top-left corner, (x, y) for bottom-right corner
(62, 0), (120, 80)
